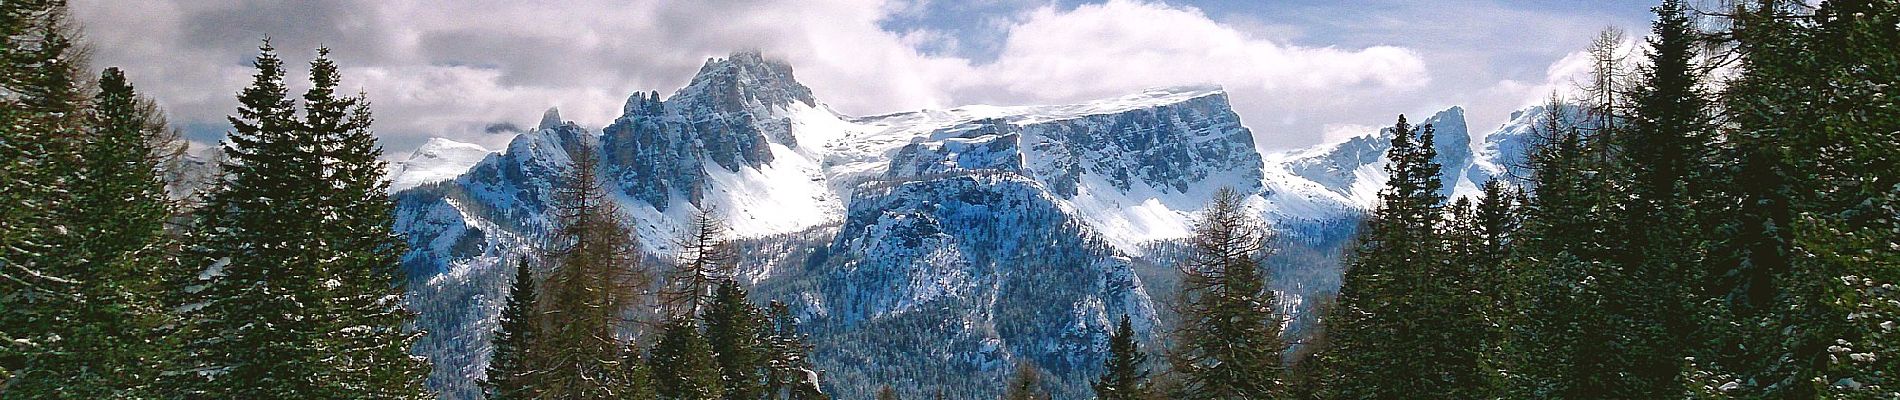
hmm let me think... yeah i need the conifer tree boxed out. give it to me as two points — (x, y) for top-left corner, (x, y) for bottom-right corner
(1702, 1), (1900, 396)
(1168, 186), (1284, 399)
(1504, 95), (1633, 399)
(762, 301), (828, 400)
(1316, 116), (1498, 399)
(704, 279), (767, 400)
(1093, 315), (1150, 400)
(179, 42), (430, 399)
(180, 40), (334, 398)
(539, 143), (649, 399)
(664, 208), (737, 318)
(651, 316), (723, 400)
(484, 258), (542, 400)
(1000, 360), (1050, 400)
(1601, 1), (1713, 395)
(0, 0), (89, 387)
(305, 47), (430, 400)
(619, 341), (661, 400)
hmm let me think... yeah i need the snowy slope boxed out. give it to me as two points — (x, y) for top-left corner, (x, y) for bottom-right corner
(389, 50), (1573, 400)
(388, 137), (495, 192)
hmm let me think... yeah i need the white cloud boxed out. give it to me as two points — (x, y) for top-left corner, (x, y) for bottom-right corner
(69, 0), (1639, 157)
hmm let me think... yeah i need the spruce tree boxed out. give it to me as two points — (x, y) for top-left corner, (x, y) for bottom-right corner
(762, 301), (828, 400)
(1605, 0), (1712, 394)
(1504, 95), (1632, 399)
(1702, 1), (1900, 396)
(306, 47), (430, 399)
(1316, 116), (1497, 399)
(180, 40), (334, 398)
(1093, 315), (1150, 400)
(1168, 186), (1284, 399)
(650, 316), (723, 400)
(484, 258), (542, 400)
(0, 0), (88, 389)
(704, 279), (767, 400)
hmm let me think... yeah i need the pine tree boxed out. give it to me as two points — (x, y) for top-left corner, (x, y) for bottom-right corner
(1702, 1), (1900, 396)
(1093, 315), (1150, 400)
(704, 279), (767, 400)
(1000, 360), (1050, 400)
(180, 40), (335, 398)
(0, 0), (90, 389)
(1168, 186), (1284, 399)
(651, 316), (723, 400)
(762, 301), (828, 400)
(539, 143), (650, 399)
(305, 47), (430, 400)
(1315, 115), (1498, 399)
(484, 258), (542, 400)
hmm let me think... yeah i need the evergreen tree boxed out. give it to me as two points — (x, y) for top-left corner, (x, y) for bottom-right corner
(1503, 95), (1632, 399)
(1702, 1), (1900, 396)
(1168, 187), (1284, 399)
(1316, 116), (1496, 399)
(0, 0), (89, 389)
(179, 40), (334, 398)
(305, 47), (430, 399)
(650, 316), (723, 400)
(484, 258), (542, 400)
(539, 143), (649, 399)
(619, 341), (661, 400)
(1000, 360), (1050, 400)
(1092, 315), (1150, 400)
(704, 279), (767, 400)
(762, 301), (828, 400)
(1602, 0), (1713, 395)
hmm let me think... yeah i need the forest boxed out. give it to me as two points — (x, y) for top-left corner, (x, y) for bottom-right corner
(2, 0), (1896, 399)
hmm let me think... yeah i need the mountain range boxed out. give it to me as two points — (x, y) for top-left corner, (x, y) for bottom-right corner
(381, 50), (1573, 399)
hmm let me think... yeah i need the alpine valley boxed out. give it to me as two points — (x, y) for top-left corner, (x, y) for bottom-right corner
(388, 51), (1573, 400)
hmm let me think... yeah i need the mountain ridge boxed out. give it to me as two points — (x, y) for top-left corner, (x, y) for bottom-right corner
(390, 50), (1562, 399)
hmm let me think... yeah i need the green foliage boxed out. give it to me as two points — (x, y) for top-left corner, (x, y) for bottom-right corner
(1315, 115), (1496, 399)
(483, 258), (542, 400)
(1093, 315), (1150, 400)
(652, 316), (724, 400)
(704, 279), (767, 400)
(179, 42), (428, 399)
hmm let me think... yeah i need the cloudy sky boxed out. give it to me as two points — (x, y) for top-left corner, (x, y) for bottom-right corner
(69, 0), (1657, 157)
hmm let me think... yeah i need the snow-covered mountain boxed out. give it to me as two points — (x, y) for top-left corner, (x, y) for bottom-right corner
(388, 137), (495, 192)
(390, 50), (1563, 399)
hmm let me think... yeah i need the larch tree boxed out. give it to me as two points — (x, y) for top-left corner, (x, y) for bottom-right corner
(538, 143), (650, 399)
(1168, 186), (1284, 400)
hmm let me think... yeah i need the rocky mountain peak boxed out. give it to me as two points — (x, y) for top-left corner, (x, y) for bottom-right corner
(537, 107), (564, 131)
(675, 50), (817, 112)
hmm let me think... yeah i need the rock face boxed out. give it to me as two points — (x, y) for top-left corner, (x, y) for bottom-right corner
(389, 50), (1566, 400)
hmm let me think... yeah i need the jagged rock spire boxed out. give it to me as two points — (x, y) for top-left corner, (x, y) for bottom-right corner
(538, 107), (564, 131)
